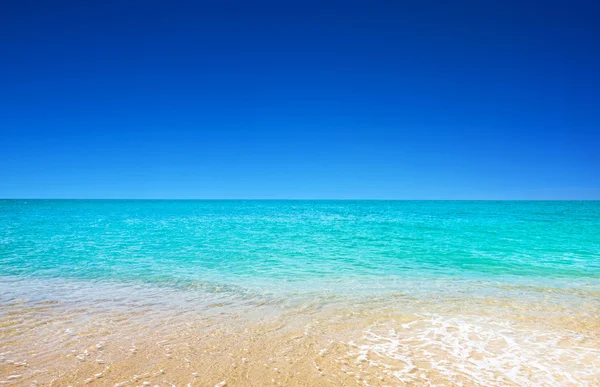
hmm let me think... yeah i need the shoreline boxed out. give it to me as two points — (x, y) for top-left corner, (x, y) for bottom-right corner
(1, 278), (599, 386)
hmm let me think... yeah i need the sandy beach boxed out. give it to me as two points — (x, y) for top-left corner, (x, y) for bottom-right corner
(2, 277), (599, 386)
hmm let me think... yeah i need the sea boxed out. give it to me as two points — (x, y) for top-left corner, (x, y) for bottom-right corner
(1, 200), (599, 386)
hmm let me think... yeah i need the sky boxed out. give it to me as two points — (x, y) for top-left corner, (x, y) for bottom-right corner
(1, 0), (599, 199)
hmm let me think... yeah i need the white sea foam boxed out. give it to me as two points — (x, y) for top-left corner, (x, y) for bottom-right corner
(345, 313), (600, 386)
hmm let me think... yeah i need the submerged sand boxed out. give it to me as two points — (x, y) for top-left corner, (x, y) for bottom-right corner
(1, 291), (599, 387)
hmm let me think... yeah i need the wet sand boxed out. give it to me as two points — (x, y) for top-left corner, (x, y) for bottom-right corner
(2, 291), (599, 387)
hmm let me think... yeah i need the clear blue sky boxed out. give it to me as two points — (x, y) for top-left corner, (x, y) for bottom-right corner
(1, 0), (599, 199)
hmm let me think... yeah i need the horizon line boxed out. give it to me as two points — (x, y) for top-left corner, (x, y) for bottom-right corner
(1, 198), (599, 201)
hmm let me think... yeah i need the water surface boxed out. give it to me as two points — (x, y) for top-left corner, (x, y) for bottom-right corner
(1, 200), (599, 386)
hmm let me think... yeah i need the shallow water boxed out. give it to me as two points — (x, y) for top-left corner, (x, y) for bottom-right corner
(1, 200), (599, 386)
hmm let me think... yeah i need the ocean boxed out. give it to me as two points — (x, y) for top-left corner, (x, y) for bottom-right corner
(1, 200), (599, 386)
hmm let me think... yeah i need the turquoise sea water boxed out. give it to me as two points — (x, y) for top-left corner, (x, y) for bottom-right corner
(2, 200), (600, 386)
(1, 200), (599, 304)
